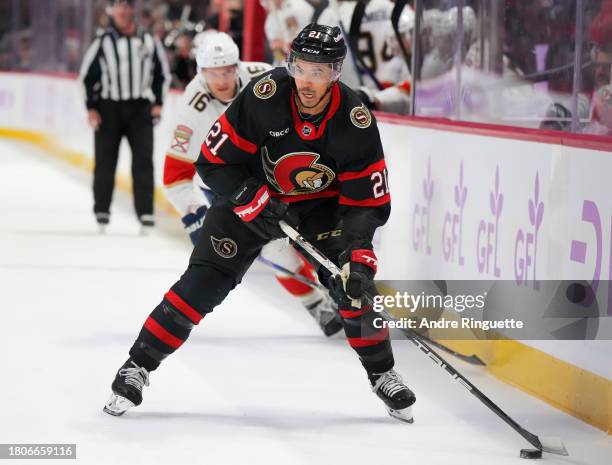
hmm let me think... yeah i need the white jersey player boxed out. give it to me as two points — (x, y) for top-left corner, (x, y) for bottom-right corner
(261, 0), (315, 66)
(162, 32), (342, 336)
(358, 6), (413, 115)
(317, 0), (394, 88)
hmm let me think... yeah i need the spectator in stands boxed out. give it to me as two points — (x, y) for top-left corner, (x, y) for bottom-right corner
(171, 33), (196, 89)
(583, 0), (612, 135)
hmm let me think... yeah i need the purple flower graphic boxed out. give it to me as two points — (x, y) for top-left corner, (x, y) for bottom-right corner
(454, 161), (467, 208)
(423, 157), (434, 202)
(489, 166), (504, 219)
(528, 172), (544, 288)
(528, 173), (544, 230)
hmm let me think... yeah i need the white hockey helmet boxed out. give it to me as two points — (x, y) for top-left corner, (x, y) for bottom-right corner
(195, 31), (240, 69)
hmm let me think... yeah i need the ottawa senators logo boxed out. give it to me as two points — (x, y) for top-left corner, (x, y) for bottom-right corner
(211, 236), (238, 259)
(253, 74), (276, 99)
(262, 148), (335, 195)
(350, 105), (372, 129)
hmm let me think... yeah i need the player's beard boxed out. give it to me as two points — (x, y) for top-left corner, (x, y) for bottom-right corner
(294, 83), (332, 112)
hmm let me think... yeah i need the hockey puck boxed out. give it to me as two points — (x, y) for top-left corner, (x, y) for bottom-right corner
(520, 449), (543, 459)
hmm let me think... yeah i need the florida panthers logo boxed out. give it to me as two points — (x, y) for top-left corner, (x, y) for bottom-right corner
(262, 148), (335, 195)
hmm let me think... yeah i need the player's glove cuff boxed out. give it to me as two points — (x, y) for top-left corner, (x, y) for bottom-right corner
(231, 178), (288, 241)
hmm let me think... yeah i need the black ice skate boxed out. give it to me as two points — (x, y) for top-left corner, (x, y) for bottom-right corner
(370, 369), (415, 423)
(304, 293), (343, 336)
(103, 359), (150, 416)
(139, 214), (155, 236)
(95, 212), (110, 234)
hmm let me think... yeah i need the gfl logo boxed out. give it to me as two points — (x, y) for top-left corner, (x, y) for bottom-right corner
(477, 166), (503, 277)
(413, 158), (434, 255)
(442, 161), (467, 265)
(570, 200), (612, 315)
(514, 173), (544, 289)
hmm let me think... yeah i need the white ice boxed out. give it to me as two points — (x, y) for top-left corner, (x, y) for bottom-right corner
(0, 140), (610, 465)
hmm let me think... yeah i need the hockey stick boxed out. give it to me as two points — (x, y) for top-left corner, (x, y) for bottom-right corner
(390, 0), (412, 74)
(279, 220), (569, 457)
(329, 0), (384, 90)
(259, 254), (484, 365)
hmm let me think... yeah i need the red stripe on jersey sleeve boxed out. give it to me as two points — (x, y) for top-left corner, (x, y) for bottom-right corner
(200, 113), (257, 164)
(338, 193), (391, 207)
(338, 159), (387, 182)
(218, 113), (258, 154)
(200, 145), (226, 164)
(163, 155), (196, 186)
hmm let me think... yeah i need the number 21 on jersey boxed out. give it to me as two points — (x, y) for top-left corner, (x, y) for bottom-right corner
(204, 121), (229, 156)
(371, 168), (389, 198)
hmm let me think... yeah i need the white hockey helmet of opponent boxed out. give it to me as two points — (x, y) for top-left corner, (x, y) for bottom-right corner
(195, 31), (240, 69)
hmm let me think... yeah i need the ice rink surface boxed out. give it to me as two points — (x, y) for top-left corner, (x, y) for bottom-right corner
(0, 139), (610, 464)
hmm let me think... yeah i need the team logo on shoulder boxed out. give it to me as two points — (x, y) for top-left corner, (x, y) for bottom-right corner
(262, 148), (335, 195)
(253, 74), (276, 99)
(172, 125), (193, 153)
(211, 236), (238, 259)
(350, 105), (372, 129)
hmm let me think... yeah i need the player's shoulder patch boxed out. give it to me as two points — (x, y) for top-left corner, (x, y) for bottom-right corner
(350, 104), (372, 129)
(171, 124), (193, 154)
(253, 73), (277, 100)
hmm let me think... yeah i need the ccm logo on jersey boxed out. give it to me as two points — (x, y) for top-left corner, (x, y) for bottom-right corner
(351, 249), (378, 273)
(233, 186), (270, 222)
(350, 105), (372, 129)
(254, 74), (276, 99)
(211, 236), (238, 259)
(269, 127), (290, 137)
(262, 148), (335, 195)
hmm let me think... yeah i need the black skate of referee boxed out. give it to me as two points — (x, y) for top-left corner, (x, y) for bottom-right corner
(79, 0), (170, 232)
(104, 24), (416, 422)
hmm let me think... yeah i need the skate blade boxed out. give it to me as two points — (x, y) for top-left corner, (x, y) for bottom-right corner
(98, 224), (107, 234)
(386, 405), (414, 424)
(140, 225), (154, 236)
(103, 394), (135, 416)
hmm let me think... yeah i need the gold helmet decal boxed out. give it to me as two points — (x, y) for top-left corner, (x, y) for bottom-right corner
(262, 148), (335, 195)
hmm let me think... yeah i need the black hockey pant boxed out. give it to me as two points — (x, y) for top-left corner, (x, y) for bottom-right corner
(93, 99), (154, 218)
(128, 198), (394, 375)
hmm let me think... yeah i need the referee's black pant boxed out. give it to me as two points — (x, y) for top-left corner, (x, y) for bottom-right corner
(93, 99), (154, 219)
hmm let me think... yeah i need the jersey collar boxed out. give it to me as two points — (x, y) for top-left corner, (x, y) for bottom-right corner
(290, 83), (340, 141)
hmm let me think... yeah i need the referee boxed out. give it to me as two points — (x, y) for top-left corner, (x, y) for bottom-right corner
(79, 0), (170, 233)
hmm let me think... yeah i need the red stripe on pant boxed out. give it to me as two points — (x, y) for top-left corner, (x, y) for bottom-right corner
(164, 290), (204, 324)
(347, 327), (389, 348)
(339, 305), (372, 319)
(144, 316), (185, 349)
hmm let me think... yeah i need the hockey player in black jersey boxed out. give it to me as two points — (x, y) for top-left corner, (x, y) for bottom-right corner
(104, 23), (416, 423)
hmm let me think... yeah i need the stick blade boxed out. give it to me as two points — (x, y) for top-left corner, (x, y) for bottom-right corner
(539, 436), (569, 456)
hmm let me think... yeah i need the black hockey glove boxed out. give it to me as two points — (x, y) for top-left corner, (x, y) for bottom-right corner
(329, 246), (378, 306)
(231, 178), (288, 241)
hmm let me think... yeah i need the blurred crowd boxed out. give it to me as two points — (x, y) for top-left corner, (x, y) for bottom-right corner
(0, 0), (611, 135)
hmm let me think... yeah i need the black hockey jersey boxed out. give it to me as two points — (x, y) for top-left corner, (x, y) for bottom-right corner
(195, 67), (391, 246)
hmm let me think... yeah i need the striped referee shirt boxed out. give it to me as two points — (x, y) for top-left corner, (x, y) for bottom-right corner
(79, 24), (170, 109)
